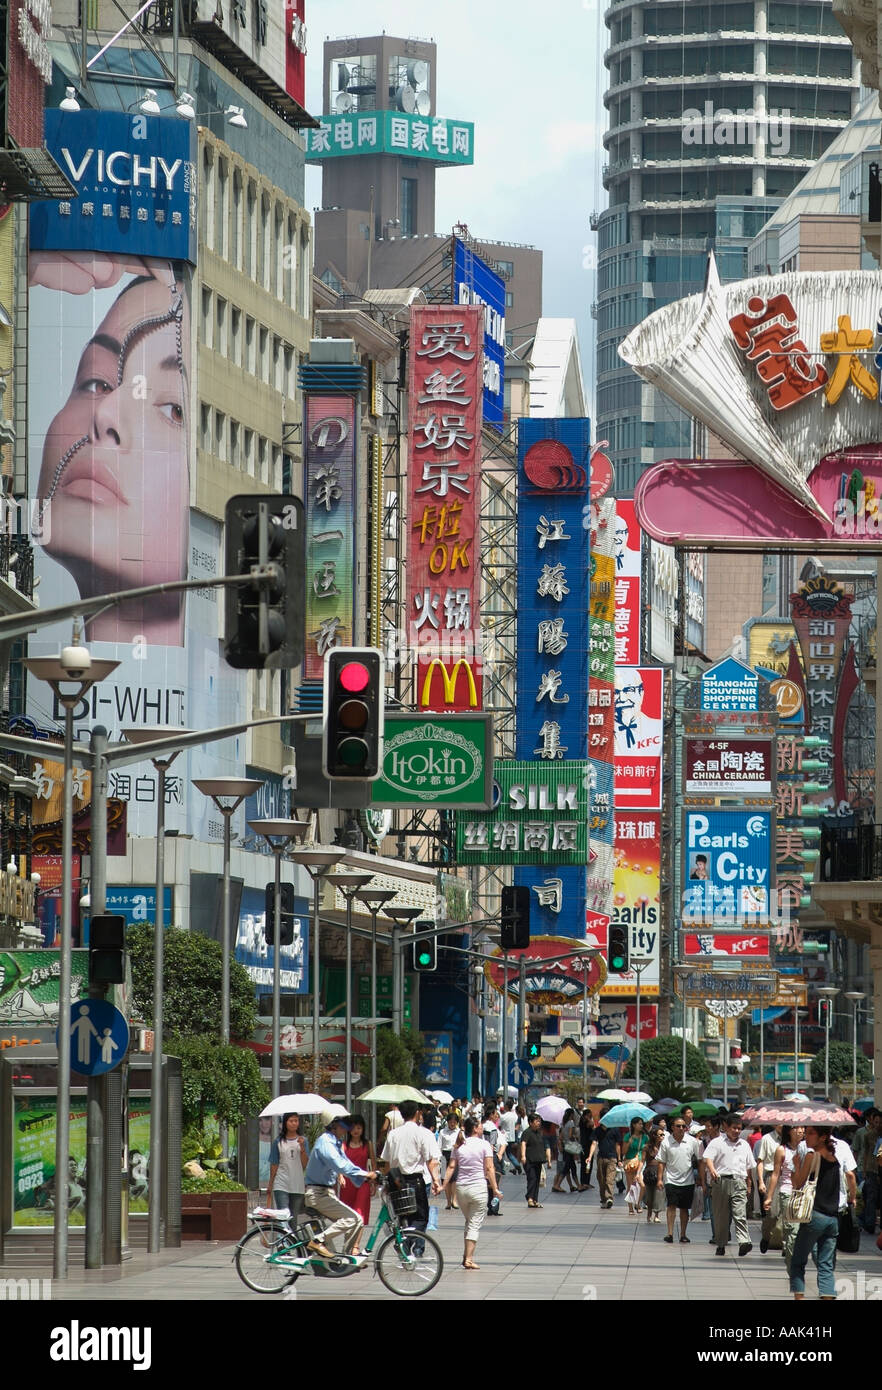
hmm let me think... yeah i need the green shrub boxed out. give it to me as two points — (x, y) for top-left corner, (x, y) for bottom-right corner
(181, 1172), (246, 1194)
(622, 1035), (712, 1097)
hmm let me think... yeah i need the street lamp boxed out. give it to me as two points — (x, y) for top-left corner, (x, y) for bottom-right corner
(844, 991), (866, 1105)
(193, 777), (263, 1160)
(630, 957), (653, 1094)
(248, 821), (311, 1100)
(24, 625), (119, 1281)
(674, 965), (692, 1085)
(382, 906), (422, 1038)
(122, 727), (194, 1252)
(288, 848), (346, 1091)
(793, 1008), (807, 1093)
(817, 987), (839, 1099)
(355, 889), (396, 1092)
(325, 873), (373, 1108)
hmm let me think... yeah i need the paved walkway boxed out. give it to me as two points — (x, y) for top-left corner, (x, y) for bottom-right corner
(3, 1177), (877, 1302)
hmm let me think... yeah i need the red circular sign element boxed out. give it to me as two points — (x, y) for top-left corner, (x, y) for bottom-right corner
(339, 661), (370, 693)
(590, 450), (615, 501)
(523, 440), (587, 492)
(485, 935), (607, 1005)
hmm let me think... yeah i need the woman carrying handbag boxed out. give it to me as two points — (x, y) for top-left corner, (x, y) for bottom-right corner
(788, 1125), (842, 1300)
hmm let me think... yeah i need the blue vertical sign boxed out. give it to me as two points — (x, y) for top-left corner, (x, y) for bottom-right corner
(453, 237), (506, 430)
(514, 420), (592, 939)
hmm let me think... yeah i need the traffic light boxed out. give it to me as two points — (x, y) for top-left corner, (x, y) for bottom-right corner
(526, 1028), (542, 1060)
(607, 921), (630, 974)
(412, 924), (437, 972)
(322, 648), (385, 779)
(89, 914), (127, 986)
(224, 494), (304, 669)
(818, 998), (831, 1027)
(500, 885), (530, 949)
(264, 882), (296, 946)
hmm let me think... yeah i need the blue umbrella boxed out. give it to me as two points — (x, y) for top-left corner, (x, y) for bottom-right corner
(599, 1102), (655, 1127)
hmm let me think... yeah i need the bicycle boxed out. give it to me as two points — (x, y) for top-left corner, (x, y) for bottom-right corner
(233, 1180), (444, 1297)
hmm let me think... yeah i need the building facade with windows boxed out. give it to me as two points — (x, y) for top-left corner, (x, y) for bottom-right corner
(595, 0), (860, 495)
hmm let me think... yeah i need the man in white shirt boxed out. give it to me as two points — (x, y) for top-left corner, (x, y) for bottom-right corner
(380, 1101), (442, 1242)
(756, 1125), (782, 1252)
(657, 1117), (701, 1244)
(703, 1115), (755, 1257)
(498, 1100), (521, 1173)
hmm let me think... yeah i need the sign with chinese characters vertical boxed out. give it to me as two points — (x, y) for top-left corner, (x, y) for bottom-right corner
(588, 489), (616, 936)
(408, 305), (484, 711)
(303, 394), (357, 681)
(513, 419), (592, 940)
(614, 500), (641, 666)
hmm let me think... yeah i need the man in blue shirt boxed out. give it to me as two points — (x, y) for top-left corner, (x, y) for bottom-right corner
(304, 1115), (378, 1257)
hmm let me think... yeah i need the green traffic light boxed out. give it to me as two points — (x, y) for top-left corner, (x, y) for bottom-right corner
(610, 954), (625, 970)
(418, 951), (431, 965)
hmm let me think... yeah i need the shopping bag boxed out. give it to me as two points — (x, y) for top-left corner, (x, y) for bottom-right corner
(837, 1207), (861, 1254)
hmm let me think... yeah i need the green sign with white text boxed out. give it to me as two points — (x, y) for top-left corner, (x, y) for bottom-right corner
(455, 760), (590, 864)
(372, 714), (493, 809)
(306, 111), (474, 166)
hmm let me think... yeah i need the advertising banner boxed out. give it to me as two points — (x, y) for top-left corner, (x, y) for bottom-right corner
(235, 887), (309, 995)
(683, 809), (774, 923)
(485, 937), (607, 1005)
(586, 1001), (658, 1047)
(0, 950), (89, 1024)
(588, 491), (616, 932)
(456, 760), (589, 865)
(682, 932), (771, 959)
(371, 713), (493, 808)
(614, 666), (663, 808)
(303, 393), (357, 681)
(608, 812), (660, 997)
(675, 968), (779, 1006)
(684, 736), (773, 796)
(31, 110), (197, 264)
(453, 237), (505, 430)
(307, 111), (474, 165)
(700, 656), (762, 712)
(649, 537), (677, 666)
(422, 1031), (454, 1085)
(28, 117), (251, 846)
(614, 500), (641, 666)
(408, 304), (483, 712)
(104, 885), (173, 927)
(13, 1094), (88, 1228)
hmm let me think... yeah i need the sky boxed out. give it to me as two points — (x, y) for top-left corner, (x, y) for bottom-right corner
(303, 0), (606, 408)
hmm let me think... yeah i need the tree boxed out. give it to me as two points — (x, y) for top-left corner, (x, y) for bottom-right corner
(622, 1036), (711, 1096)
(168, 1034), (268, 1130)
(810, 1041), (872, 1089)
(359, 1027), (424, 1086)
(127, 923), (258, 1040)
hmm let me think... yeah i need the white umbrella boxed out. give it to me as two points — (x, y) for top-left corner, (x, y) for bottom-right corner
(783, 1092), (811, 1103)
(260, 1093), (331, 1119)
(596, 1088), (630, 1102)
(536, 1096), (571, 1126)
(624, 1091), (653, 1104)
(427, 1090), (454, 1104)
(324, 1103), (351, 1118)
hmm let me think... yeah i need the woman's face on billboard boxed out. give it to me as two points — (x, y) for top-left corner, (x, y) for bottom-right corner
(38, 273), (189, 609)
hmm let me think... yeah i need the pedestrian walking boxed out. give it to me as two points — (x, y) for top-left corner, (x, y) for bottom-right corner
(442, 1116), (501, 1270)
(643, 1128), (663, 1224)
(439, 1112), (461, 1207)
(763, 1124), (805, 1272)
(498, 1100), (522, 1174)
(703, 1114), (755, 1257)
(656, 1116), (700, 1243)
(854, 1109), (882, 1233)
(622, 1117), (649, 1213)
(340, 1116), (375, 1256)
(789, 1125), (854, 1301)
(521, 1112), (552, 1208)
(698, 1115), (721, 1224)
(379, 1100), (442, 1239)
(266, 1112), (309, 1219)
(588, 1119), (622, 1208)
(553, 1108), (583, 1193)
(579, 1106), (596, 1188)
(755, 1125), (782, 1246)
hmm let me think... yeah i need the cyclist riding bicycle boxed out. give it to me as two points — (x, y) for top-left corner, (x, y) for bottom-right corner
(303, 1113), (379, 1258)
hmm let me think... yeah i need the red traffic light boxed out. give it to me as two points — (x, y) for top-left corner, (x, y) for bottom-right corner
(339, 661), (371, 693)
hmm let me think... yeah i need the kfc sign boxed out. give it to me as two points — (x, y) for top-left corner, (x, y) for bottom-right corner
(682, 932), (770, 959)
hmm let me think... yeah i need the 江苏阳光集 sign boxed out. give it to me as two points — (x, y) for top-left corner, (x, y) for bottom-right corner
(456, 760), (589, 864)
(371, 714), (493, 809)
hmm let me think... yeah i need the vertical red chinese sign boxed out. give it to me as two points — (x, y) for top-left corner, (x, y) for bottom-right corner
(407, 306), (484, 711)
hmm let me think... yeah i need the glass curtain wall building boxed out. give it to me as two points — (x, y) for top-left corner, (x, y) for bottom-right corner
(596, 0), (860, 495)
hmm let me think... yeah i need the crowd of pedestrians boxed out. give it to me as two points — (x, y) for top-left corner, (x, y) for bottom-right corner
(265, 1094), (881, 1292)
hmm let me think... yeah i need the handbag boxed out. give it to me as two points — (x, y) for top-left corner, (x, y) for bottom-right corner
(783, 1152), (820, 1224)
(837, 1206), (861, 1253)
(564, 1141), (582, 1156)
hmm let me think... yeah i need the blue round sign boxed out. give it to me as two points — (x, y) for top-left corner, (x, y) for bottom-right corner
(57, 999), (130, 1076)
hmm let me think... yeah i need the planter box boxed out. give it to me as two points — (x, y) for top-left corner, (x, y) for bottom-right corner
(180, 1190), (247, 1241)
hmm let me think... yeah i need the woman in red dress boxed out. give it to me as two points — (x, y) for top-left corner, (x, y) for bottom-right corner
(340, 1115), (376, 1254)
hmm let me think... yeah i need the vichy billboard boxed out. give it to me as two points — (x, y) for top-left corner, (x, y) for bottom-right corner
(27, 111), (249, 845)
